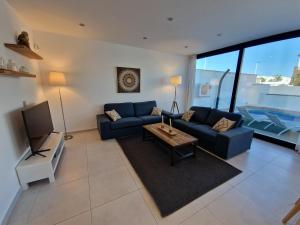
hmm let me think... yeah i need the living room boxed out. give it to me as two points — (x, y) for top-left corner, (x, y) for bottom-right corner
(0, 0), (300, 225)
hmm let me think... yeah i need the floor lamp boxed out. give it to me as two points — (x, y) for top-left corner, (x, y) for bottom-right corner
(170, 75), (182, 113)
(49, 72), (73, 140)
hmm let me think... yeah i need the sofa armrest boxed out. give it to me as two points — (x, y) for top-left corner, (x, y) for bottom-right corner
(163, 111), (183, 120)
(161, 110), (173, 117)
(215, 127), (254, 159)
(172, 113), (183, 120)
(96, 114), (112, 139)
(97, 114), (110, 124)
(218, 127), (253, 138)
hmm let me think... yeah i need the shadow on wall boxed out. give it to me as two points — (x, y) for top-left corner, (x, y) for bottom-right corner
(4, 106), (30, 158)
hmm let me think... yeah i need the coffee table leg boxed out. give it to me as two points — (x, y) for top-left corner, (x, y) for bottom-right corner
(143, 129), (153, 141)
(143, 128), (150, 141)
(193, 144), (196, 158)
(143, 128), (146, 141)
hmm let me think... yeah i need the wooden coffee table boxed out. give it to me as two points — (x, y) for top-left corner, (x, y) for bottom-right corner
(143, 123), (198, 166)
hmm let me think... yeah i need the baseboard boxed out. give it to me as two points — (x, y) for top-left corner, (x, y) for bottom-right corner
(1, 187), (22, 225)
(69, 127), (97, 134)
(1, 147), (30, 225)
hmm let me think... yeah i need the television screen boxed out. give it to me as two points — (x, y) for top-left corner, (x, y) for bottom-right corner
(22, 101), (54, 153)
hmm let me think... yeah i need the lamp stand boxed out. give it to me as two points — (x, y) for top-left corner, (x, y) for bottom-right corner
(58, 88), (73, 140)
(170, 86), (180, 114)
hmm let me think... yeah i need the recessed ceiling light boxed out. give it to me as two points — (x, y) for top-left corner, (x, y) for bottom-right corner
(167, 17), (174, 22)
(217, 33), (222, 37)
(79, 23), (86, 27)
(142, 37), (148, 40)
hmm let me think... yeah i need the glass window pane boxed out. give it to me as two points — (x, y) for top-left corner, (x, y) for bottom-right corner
(194, 51), (239, 111)
(235, 37), (300, 145)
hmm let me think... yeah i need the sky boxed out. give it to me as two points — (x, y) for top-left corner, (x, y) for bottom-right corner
(196, 37), (300, 77)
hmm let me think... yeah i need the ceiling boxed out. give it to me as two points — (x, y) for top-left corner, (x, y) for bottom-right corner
(7, 0), (300, 55)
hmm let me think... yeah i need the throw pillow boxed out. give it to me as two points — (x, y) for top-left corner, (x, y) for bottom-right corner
(212, 117), (236, 132)
(181, 110), (195, 122)
(105, 109), (121, 122)
(151, 107), (162, 116)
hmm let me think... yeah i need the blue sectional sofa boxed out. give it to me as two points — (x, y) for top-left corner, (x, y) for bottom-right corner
(97, 101), (170, 139)
(97, 101), (253, 159)
(169, 106), (254, 159)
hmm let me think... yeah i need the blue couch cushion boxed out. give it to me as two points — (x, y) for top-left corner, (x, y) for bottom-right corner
(139, 115), (161, 125)
(206, 109), (242, 127)
(110, 117), (143, 130)
(189, 124), (218, 142)
(134, 101), (157, 117)
(190, 106), (211, 123)
(104, 102), (135, 118)
(173, 119), (199, 133)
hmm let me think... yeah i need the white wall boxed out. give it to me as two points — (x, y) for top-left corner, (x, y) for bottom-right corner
(268, 85), (300, 96)
(0, 1), (44, 223)
(34, 31), (188, 132)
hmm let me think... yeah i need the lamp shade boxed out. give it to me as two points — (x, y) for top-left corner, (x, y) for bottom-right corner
(48, 72), (66, 86)
(170, 75), (182, 86)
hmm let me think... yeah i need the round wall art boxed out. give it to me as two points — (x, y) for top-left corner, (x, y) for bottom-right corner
(117, 67), (141, 93)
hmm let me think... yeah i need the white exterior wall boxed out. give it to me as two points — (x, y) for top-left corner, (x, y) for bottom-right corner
(193, 69), (300, 113)
(193, 69), (256, 110)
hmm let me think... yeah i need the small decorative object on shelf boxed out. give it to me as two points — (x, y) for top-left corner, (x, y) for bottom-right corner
(19, 66), (29, 73)
(0, 69), (36, 78)
(17, 31), (31, 49)
(0, 57), (5, 69)
(7, 59), (17, 71)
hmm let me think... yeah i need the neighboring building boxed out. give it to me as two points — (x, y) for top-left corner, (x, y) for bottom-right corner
(257, 75), (291, 85)
(290, 54), (300, 86)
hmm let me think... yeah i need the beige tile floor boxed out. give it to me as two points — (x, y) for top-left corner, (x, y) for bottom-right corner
(7, 129), (300, 225)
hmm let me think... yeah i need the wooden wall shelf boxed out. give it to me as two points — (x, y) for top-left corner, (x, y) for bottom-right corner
(4, 43), (43, 60)
(0, 69), (36, 78)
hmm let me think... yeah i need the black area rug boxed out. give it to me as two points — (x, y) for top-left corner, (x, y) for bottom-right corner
(117, 135), (241, 217)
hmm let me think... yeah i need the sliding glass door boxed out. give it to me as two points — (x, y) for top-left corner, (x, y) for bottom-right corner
(193, 51), (239, 111)
(235, 37), (300, 145)
(195, 30), (300, 149)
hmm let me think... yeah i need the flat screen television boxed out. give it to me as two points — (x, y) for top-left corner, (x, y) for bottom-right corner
(22, 101), (54, 159)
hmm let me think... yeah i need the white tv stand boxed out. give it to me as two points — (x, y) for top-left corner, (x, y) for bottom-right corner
(16, 132), (65, 190)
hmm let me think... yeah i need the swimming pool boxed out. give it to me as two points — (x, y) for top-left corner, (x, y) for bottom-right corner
(248, 108), (300, 122)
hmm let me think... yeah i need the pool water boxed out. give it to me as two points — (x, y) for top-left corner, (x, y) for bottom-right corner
(248, 109), (300, 122)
